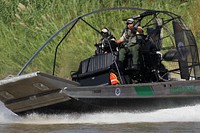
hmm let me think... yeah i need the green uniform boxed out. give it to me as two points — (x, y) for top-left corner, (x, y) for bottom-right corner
(118, 30), (140, 66)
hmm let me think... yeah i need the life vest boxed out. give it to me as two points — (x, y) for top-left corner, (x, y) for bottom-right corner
(110, 72), (120, 85)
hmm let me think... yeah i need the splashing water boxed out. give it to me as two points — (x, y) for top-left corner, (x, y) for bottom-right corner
(1, 101), (200, 125)
(0, 102), (18, 124)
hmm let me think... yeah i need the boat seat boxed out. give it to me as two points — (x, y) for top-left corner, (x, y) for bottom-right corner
(163, 49), (178, 61)
(71, 53), (115, 79)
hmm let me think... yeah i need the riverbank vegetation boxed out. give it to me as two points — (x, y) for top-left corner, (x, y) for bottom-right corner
(0, 0), (199, 79)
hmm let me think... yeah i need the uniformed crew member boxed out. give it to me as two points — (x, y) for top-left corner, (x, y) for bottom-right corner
(115, 18), (143, 70)
(95, 28), (117, 54)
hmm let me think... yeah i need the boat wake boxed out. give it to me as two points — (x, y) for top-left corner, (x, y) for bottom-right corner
(1, 101), (200, 124)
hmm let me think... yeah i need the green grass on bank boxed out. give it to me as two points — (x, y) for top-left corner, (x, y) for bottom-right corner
(0, 0), (200, 79)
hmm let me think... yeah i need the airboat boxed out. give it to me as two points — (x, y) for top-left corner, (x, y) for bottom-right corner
(1, 7), (200, 115)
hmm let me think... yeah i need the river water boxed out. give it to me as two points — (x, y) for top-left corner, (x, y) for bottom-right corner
(1, 102), (200, 133)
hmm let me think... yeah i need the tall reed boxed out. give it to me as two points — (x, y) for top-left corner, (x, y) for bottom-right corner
(0, 0), (199, 79)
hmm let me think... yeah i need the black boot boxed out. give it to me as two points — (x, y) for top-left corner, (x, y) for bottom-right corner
(115, 61), (129, 84)
(117, 61), (137, 84)
(131, 64), (140, 71)
(117, 61), (125, 73)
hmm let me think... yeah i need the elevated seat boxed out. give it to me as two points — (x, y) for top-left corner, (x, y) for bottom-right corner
(71, 53), (115, 86)
(162, 49), (178, 61)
